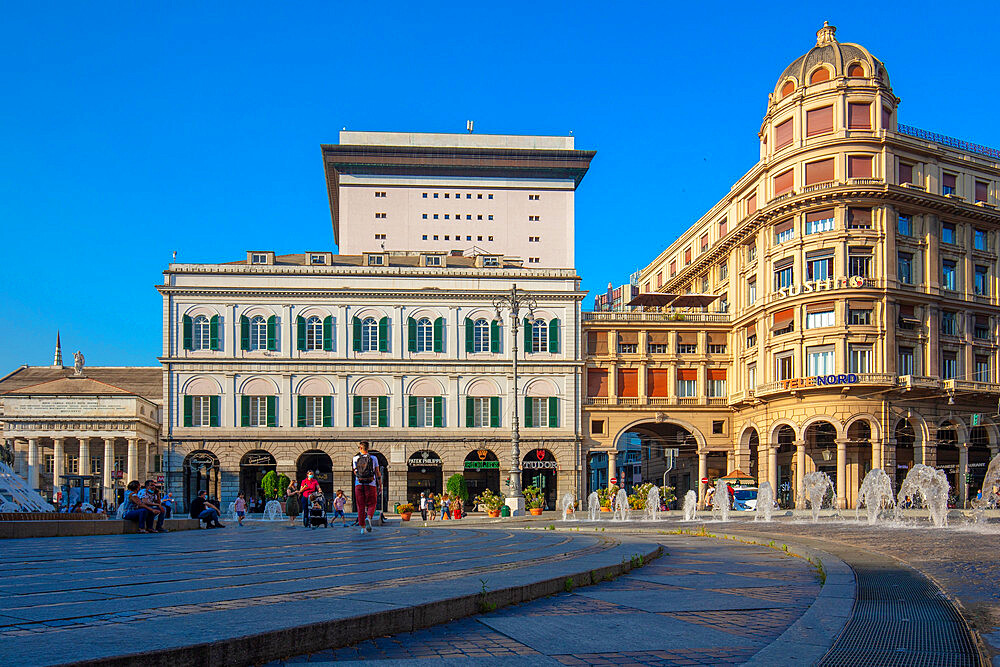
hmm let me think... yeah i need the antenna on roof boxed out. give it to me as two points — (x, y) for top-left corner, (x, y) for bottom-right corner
(466, 120), (474, 133)
(172, 250), (177, 262)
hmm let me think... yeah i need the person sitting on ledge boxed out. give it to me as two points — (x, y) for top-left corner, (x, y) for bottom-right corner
(189, 490), (225, 528)
(121, 480), (155, 533)
(138, 480), (167, 533)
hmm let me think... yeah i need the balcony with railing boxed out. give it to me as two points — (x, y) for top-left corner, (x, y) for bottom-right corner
(582, 396), (730, 409)
(755, 373), (897, 398)
(898, 375), (940, 390)
(583, 311), (730, 324)
(942, 379), (1000, 395)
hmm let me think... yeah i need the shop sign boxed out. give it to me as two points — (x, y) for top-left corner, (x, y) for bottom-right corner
(465, 461), (500, 470)
(779, 373), (860, 391)
(243, 454), (274, 466)
(408, 451), (442, 466)
(522, 460), (557, 470)
(155, 475), (164, 484)
(772, 275), (865, 301)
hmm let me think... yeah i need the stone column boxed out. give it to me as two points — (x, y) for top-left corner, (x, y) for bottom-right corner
(870, 438), (882, 472)
(127, 438), (139, 483)
(103, 437), (114, 501)
(27, 438), (40, 489)
(768, 445), (778, 495)
(835, 438), (848, 509)
(794, 439), (806, 509)
(79, 437), (91, 476)
(52, 437), (65, 502)
(607, 451), (617, 488)
(144, 441), (150, 477)
(697, 450), (707, 508)
(959, 443), (969, 508)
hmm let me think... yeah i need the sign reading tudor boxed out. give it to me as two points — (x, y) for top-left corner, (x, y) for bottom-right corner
(772, 275), (865, 301)
(522, 448), (557, 470)
(779, 373), (860, 390)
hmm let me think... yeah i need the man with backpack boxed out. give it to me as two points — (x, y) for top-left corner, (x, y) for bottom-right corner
(352, 441), (380, 534)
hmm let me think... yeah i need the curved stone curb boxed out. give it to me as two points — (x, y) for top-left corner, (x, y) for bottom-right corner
(65, 538), (662, 667)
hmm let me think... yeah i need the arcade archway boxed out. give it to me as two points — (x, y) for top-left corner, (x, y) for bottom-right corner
(239, 449), (276, 511)
(463, 448), (500, 502)
(297, 450), (333, 506)
(407, 449), (442, 503)
(522, 448), (557, 510)
(183, 450), (220, 504)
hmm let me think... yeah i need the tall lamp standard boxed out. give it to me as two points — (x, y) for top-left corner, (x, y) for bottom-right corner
(494, 283), (537, 516)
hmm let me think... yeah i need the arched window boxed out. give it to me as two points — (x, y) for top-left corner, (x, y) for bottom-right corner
(532, 319), (548, 353)
(305, 316), (323, 351)
(473, 318), (490, 352)
(847, 63), (865, 77)
(249, 316), (267, 351)
(416, 317), (434, 352)
(810, 68), (830, 84)
(361, 317), (379, 352)
(779, 80), (794, 98)
(193, 316), (210, 350)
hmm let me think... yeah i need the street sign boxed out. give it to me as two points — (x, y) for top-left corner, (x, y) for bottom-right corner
(701, 477), (709, 484)
(155, 475), (165, 484)
(610, 477), (618, 485)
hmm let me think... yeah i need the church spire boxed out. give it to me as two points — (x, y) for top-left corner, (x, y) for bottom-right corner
(53, 331), (62, 367)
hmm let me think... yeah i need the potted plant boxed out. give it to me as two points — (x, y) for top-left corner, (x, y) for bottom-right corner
(397, 503), (415, 521)
(597, 484), (619, 512)
(476, 489), (504, 518)
(523, 485), (545, 515)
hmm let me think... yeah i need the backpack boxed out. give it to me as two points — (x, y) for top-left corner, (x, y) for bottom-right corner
(355, 454), (375, 484)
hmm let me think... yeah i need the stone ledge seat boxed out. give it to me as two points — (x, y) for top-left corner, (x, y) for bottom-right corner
(0, 517), (200, 538)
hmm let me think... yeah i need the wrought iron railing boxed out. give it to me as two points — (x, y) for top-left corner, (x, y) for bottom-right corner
(897, 124), (1000, 161)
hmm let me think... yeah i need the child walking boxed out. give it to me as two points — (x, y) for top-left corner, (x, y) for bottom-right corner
(332, 490), (347, 526)
(234, 492), (247, 526)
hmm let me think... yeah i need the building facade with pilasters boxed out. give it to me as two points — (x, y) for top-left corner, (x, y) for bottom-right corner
(159, 251), (585, 512)
(585, 24), (1000, 510)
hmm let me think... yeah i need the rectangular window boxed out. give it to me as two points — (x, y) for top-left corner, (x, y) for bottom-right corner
(647, 343), (669, 354)
(359, 396), (380, 427)
(250, 253), (268, 264)
(975, 229), (987, 251)
(414, 396), (436, 427)
(472, 397), (491, 427)
(848, 207), (872, 229)
(976, 181), (989, 204)
(747, 279), (757, 305)
(747, 364), (756, 389)
(700, 233), (709, 251)
(975, 265), (988, 295)
(898, 253), (913, 284)
(806, 309), (835, 329)
(899, 163), (914, 185)
(805, 209), (834, 234)
(657, 271), (663, 288)
(942, 260), (957, 291)
(975, 357), (990, 382)
(191, 396), (212, 427)
(772, 307), (794, 335)
(774, 220), (794, 244)
(719, 263), (728, 281)
(746, 244), (757, 263)
(677, 343), (697, 354)
(942, 353), (957, 379)
(774, 264), (794, 290)
(942, 223), (956, 244)
(708, 344), (727, 354)
(677, 369), (697, 398)
(248, 396), (269, 427)
(805, 158), (835, 185)
(897, 214), (912, 236)
(775, 354), (793, 381)
(849, 307), (872, 326)
(849, 345), (873, 374)
(745, 192), (757, 216)
(368, 255), (384, 266)
(807, 346), (835, 376)
(848, 248), (872, 278)
(975, 316), (990, 340)
(848, 155), (873, 178)
(719, 219), (728, 237)
(669, 261), (676, 277)
(898, 347), (915, 376)
(941, 311), (957, 336)
(304, 396), (325, 427)
(44, 454), (53, 474)
(773, 169), (794, 197)
(708, 378), (727, 398)
(942, 173), (957, 196)
(807, 256), (833, 281)
(529, 397), (548, 426)
(806, 105), (834, 136)
(848, 102), (872, 129)
(65, 455), (78, 474)
(310, 254), (327, 265)
(775, 118), (793, 149)
(684, 247), (692, 264)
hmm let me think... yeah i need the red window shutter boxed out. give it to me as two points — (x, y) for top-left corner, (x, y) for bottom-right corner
(773, 169), (794, 196)
(774, 220), (794, 235)
(810, 68), (830, 84)
(772, 308), (794, 328)
(701, 233), (709, 251)
(707, 369), (727, 382)
(669, 261), (676, 276)
(617, 370), (638, 397)
(746, 193), (757, 215)
(806, 209), (834, 223)
(775, 119), (793, 149)
(976, 181), (988, 202)
(805, 159), (835, 185)
(656, 272), (663, 287)
(899, 163), (913, 184)
(848, 63), (865, 77)
(848, 207), (872, 228)
(684, 248), (692, 263)
(806, 106), (834, 136)
(780, 81), (794, 98)
(848, 155), (873, 178)
(719, 219), (728, 236)
(881, 107), (891, 129)
(647, 370), (670, 397)
(587, 369), (608, 398)
(848, 103), (871, 129)
(677, 369), (698, 381)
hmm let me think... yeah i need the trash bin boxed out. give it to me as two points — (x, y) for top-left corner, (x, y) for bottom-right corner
(393, 502), (400, 513)
(500, 505), (511, 517)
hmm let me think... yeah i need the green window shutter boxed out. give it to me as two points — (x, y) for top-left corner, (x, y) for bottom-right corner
(408, 396), (418, 427)
(378, 317), (389, 352)
(407, 317), (417, 352)
(432, 396), (443, 427)
(241, 396), (250, 427)
(322, 315), (333, 351)
(209, 395), (220, 427)
(266, 315), (278, 351)
(524, 396), (533, 427)
(353, 396), (362, 427)
(490, 320), (501, 353)
(490, 396), (500, 427)
(433, 317), (444, 352)
(209, 315), (220, 350)
(377, 395), (388, 427)
(296, 316), (306, 351)
(548, 397), (559, 427)
(182, 315), (193, 350)
(465, 318), (474, 353)
(322, 396), (332, 427)
(266, 396), (277, 427)
(352, 316), (362, 352)
(549, 318), (560, 353)
(297, 395), (306, 427)
(183, 395), (193, 427)
(466, 396), (474, 427)
(523, 317), (532, 353)
(240, 315), (250, 351)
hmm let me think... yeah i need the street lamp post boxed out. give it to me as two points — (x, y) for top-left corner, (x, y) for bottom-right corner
(494, 283), (537, 516)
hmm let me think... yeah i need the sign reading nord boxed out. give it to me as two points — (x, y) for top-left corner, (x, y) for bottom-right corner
(780, 373), (860, 390)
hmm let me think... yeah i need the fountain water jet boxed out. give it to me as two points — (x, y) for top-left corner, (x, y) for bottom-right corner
(644, 486), (660, 521)
(896, 464), (950, 527)
(561, 493), (576, 521)
(587, 492), (600, 521)
(682, 489), (697, 521)
(802, 471), (834, 523)
(612, 488), (629, 521)
(262, 499), (283, 521)
(754, 481), (775, 522)
(856, 469), (895, 525)
(224, 501), (238, 522)
(711, 480), (730, 522)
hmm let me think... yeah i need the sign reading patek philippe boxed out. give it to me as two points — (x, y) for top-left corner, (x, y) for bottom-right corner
(408, 454), (442, 466)
(779, 373), (860, 390)
(772, 275), (865, 301)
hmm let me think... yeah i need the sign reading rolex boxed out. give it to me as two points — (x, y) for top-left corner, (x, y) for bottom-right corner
(464, 448), (499, 469)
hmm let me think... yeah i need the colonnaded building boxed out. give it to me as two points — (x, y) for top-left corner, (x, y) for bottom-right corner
(583, 23), (1000, 510)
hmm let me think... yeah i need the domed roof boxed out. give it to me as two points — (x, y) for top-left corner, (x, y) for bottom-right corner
(777, 23), (890, 89)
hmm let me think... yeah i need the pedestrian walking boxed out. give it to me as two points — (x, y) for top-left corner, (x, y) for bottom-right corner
(298, 470), (320, 528)
(332, 490), (347, 526)
(352, 441), (380, 535)
(234, 492), (247, 526)
(285, 480), (301, 527)
(440, 493), (451, 520)
(419, 492), (428, 521)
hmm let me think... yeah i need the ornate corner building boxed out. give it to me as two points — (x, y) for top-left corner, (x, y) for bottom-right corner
(582, 24), (1000, 510)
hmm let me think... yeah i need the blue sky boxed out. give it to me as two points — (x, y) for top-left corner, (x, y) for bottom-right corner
(1, 2), (998, 371)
